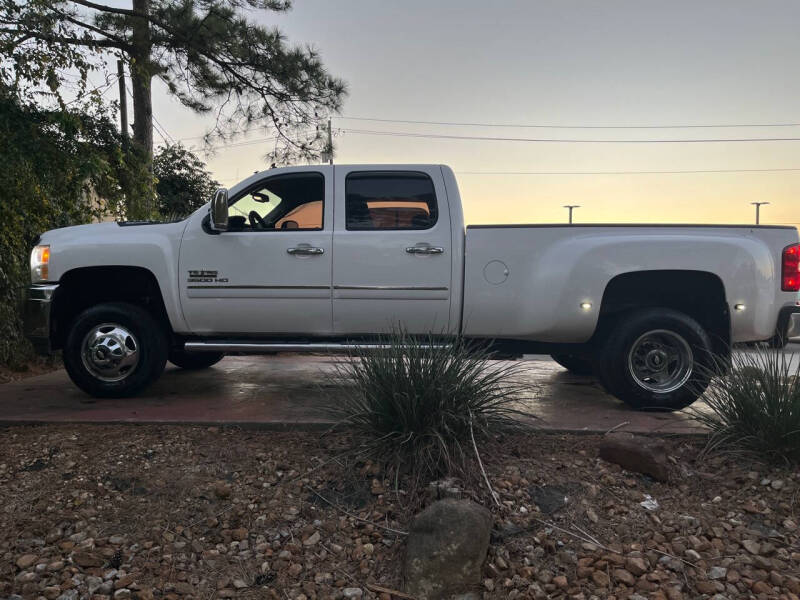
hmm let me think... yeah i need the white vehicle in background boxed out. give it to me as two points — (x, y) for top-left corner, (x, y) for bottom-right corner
(26, 164), (800, 410)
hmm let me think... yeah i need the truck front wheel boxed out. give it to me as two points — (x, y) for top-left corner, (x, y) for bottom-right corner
(595, 308), (713, 411)
(63, 302), (168, 398)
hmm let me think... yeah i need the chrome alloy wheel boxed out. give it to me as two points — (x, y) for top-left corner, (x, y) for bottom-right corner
(81, 323), (140, 382)
(627, 329), (693, 393)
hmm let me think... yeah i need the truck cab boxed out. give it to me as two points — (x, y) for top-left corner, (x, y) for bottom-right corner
(180, 164), (463, 337)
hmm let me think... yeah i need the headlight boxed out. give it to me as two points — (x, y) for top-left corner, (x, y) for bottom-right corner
(30, 245), (50, 282)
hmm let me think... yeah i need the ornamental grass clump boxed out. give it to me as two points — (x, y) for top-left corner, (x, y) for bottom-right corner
(326, 329), (532, 487)
(694, 347), (800, 463)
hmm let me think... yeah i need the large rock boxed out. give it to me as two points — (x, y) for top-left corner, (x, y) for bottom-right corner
(15, 554), (37, 570)
(72, 551), (104, 568)
(598, 432), (670, 482)
(404, 499), (492, 599)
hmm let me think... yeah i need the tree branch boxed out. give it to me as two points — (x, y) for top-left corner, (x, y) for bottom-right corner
(67, 0), (139, 17)
(3, 32), (34, 49)
(6, 29), (126, 49)
(53, 9), (131, 48)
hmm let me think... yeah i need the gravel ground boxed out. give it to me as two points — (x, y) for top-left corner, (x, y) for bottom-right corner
(1, 425), (799, 599)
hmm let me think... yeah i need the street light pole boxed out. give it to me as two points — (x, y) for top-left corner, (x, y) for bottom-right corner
(751, 201), (769, 225)
(563, 205), (580, 224)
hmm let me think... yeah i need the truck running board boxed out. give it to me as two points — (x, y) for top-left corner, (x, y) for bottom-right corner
(182, 341), (440, 353)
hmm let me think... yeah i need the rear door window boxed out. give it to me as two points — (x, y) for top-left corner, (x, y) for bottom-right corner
(345, 172), (438, 230)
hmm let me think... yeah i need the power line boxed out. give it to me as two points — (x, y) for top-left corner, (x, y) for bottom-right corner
(152, 114), (176, 145)
(177, 128), (273, 143)
(149, 117), (171, 145)
(188, 135), (279, 149)
(176, 122), (320, 144)
(147, 105), (175, 145)
(339, 115), (800, 130)
(124, 84), (175, 145)
(181, 127), (316, 151)
(176, 132), (216, 142)
(64, 74), (121, 106)
(197, 135), (282, 153)
(457, 167), (800, 175)
(342, 128), (800, 144)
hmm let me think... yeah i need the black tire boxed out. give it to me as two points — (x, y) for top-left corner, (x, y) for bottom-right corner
(551, 354), (594, 376)
(593, 308), (713, 411)
(63, 302), (168, 398)
(169, 350), (225, 370)
(768, 332), (788, 349)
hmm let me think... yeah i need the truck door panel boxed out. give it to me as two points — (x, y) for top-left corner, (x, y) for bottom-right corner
(332, 167), (453, 335)
(178, 167), (333, 335)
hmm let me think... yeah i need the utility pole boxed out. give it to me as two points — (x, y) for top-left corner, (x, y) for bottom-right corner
(117, 59), (128, 149)
(327, 117), (333, 165)
(751, 201), (769, 225)
(563, 205), (580, 224)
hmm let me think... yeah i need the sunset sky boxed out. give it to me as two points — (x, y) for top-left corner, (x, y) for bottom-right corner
(147, 0), (799, 228)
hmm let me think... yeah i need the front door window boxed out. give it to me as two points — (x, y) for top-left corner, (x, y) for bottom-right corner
(229, 172), (324, 231)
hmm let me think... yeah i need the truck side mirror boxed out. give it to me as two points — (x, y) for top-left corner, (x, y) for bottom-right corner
(210, 188), (229, 231)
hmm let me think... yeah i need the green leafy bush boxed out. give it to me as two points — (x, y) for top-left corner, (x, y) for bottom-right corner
(325, 329), (531, 486)
(154, 144), (220, 217)
(0, 85), (135, 367)
(694, 347), (800, 463)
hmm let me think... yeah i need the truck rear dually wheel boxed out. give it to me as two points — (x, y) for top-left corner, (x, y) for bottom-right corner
(594, 308), (713, 411)
(168, 350), (225, 370)
(63, 302), (168, 398)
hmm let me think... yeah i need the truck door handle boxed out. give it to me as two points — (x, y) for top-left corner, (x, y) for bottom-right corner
(405, 245), (444, 255)
(287, 246), (324, 256)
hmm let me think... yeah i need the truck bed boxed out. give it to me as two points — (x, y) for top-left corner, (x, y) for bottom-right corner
(462, 223), (799, 343)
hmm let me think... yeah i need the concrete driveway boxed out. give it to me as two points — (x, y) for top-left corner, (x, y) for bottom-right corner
(2, 344), (796, 434)
(0, 352), (734, 435)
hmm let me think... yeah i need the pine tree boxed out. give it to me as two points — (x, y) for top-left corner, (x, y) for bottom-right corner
(1, 0), (346, 215)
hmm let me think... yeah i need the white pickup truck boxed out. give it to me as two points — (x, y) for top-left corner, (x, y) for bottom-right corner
(26, 164), (800, 410)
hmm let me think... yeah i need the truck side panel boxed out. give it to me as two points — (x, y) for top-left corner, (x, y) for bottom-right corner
(462, 225), (799, 343)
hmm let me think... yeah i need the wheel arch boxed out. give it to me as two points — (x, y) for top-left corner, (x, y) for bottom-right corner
(595, 269), (731, 361)
(52, 266), (175, 350)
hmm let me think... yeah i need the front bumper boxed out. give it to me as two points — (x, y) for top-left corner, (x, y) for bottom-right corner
(24, 283), (59, 354)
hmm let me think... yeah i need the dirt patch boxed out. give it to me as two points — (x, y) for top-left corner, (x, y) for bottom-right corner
(1, 425), (798, 599)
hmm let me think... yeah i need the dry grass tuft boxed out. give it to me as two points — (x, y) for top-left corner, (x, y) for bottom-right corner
(324, 329), (533, 491)
(694, 347), (800, 463)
